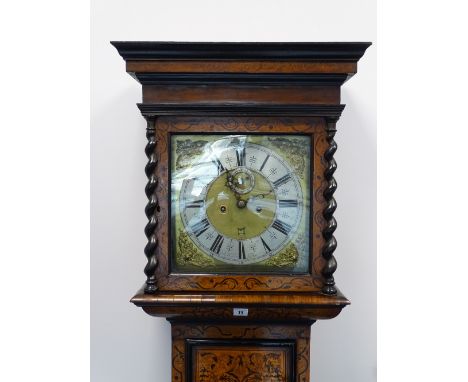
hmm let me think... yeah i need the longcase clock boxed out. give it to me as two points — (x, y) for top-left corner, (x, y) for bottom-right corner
(112, 41), (371, 382)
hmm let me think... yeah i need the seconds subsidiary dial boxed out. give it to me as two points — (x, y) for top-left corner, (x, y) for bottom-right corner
(177, 136), (304, 265)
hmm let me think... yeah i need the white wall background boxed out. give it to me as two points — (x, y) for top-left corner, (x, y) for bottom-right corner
(91, 1), (376, 381)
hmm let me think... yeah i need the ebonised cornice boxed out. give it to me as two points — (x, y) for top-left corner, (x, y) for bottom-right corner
(111, 41), (371, 61)
(132, 73), (350, 86)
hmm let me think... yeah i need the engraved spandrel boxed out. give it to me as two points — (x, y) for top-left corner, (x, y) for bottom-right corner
(267, 136), (309, 179)
(264, 242), (299, 267)
(177, 230), (215, 267)
(175, 139), (209, 170)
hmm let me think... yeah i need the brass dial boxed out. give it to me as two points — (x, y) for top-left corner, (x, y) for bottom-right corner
(172, 134), (310, 271)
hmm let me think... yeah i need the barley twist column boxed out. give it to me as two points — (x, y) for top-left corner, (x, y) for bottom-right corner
(143, 116), (159, 293)
(321, 118), (338, 295)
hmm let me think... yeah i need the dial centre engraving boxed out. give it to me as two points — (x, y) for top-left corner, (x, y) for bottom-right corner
(205, 168), (276, 240)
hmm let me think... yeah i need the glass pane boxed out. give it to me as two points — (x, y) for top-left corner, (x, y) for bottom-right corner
(170, 133), (311, 274)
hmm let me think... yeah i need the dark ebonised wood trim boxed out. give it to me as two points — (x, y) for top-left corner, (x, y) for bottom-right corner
(111, 41), (372, 61)
(321, 123), (338, 295)
(143, 117), (159, 293)
(137, 103), (345, 118)
(132, 73), (350, 86)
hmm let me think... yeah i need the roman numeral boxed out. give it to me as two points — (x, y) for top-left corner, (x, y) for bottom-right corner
(271, 219), (292, 235)
(259, 154), (270, 172)
(278, 199), (298, 208)
(185, 199), (204, 208)
(236, 147), (246, 167)
(273, 174), (291, 188)
(191, 218), (210, 237)
(209, 234), (224, 254)
(238, 241), (246, 259)
(212, 157), (225, 174)
(260, 237), (271, 253)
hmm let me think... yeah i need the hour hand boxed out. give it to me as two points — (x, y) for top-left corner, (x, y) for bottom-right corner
(225, 169), (235, 191)
(224, 171), (245, 207)
(250, 189), (274, 199)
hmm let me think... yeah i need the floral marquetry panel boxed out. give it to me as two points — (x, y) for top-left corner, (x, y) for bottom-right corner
(190, 342), (294, 382)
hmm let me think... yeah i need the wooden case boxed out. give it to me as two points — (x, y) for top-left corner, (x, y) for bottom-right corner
(112, 42), (371, 382)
